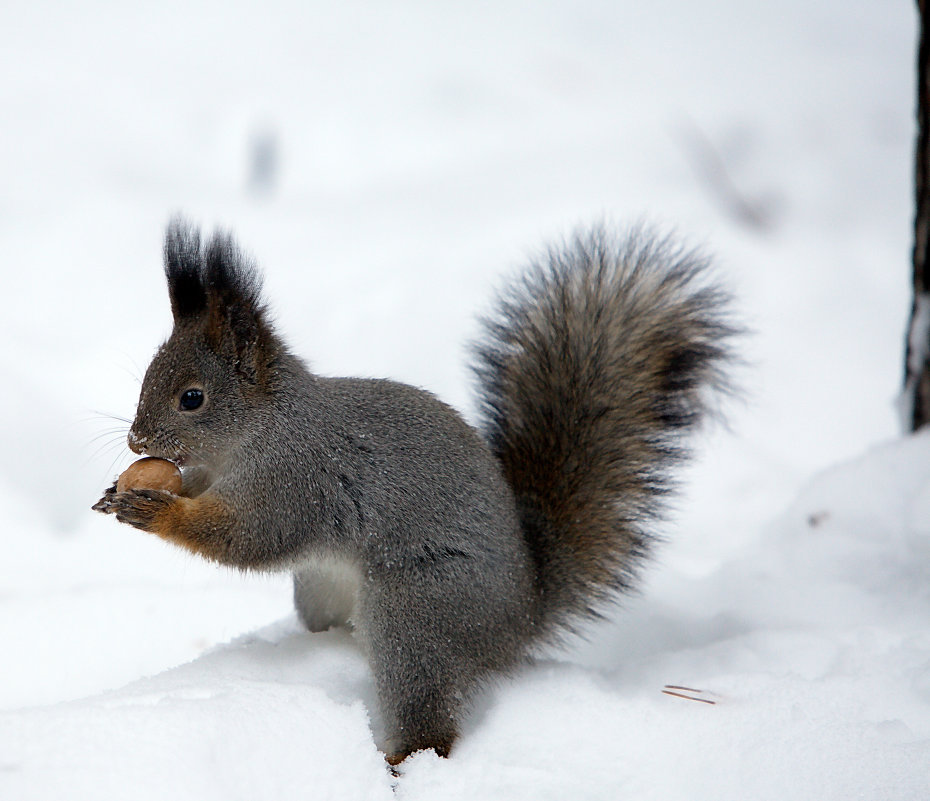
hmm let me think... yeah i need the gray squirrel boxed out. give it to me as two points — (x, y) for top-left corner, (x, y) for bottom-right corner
(93, 220), (735, 764)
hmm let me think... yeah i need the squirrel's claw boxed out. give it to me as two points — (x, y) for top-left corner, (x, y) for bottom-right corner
(91, 483), (118, 513)
(100, 488), (173, 532)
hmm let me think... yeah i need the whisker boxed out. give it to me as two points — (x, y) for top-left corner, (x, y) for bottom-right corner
(85, 436), (129, 466)
(87, 410), (134, 425)
(87, 428), (130, 445)
(126, 355), (146, 384)
(103, 449), (131, 482)
(117, 363), (143, 385)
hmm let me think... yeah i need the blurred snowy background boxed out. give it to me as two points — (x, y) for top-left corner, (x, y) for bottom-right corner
(0, 1), (925, 799)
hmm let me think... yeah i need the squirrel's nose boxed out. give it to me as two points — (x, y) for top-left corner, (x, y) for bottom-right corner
(127, 429), (147, 455)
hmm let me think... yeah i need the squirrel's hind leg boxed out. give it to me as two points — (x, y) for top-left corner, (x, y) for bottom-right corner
(360, 578), (490, 764)
(373, 652), (461, 765)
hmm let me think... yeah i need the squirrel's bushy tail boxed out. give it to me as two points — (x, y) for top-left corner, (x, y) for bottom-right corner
(471, 226), (737, 633)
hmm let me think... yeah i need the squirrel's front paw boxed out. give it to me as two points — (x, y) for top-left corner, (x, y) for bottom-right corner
(103, 489), (175, 532)
(91, 482), (118, 513)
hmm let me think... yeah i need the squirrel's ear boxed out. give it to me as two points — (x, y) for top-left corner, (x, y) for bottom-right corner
(202, 232), (275, 384)
(163, 218), (279, 386)
(164, 219), (208, 319)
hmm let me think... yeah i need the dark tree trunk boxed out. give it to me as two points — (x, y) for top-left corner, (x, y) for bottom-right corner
(905, 0), (930, 430)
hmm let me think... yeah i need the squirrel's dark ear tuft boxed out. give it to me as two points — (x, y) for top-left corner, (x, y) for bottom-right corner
(163, 217), (280, 386)
(163, 217), (265, 323)
(202, 229), (264, 315)
(164, 218), (208, 319)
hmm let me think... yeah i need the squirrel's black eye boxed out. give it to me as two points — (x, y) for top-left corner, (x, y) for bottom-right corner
(179, 388), (204, 411)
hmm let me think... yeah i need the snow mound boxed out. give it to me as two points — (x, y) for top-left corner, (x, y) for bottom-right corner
(3, 434), (929, 800)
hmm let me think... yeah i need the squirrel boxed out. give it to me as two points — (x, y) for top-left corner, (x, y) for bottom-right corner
(93, 219), (735, 765)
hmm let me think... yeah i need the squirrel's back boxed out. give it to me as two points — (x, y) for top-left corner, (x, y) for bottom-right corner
(471, 227), (736, 634)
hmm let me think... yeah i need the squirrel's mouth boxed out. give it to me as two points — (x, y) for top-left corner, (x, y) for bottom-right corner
(127, 430), (188, 467)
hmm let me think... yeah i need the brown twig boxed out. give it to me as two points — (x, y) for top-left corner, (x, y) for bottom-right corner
(662, 685), (717, 705)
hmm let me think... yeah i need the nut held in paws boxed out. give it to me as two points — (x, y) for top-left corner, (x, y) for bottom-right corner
(117, 457), (183, 495)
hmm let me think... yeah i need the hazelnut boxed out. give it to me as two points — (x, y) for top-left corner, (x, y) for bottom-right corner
(117, 457), (183, 495)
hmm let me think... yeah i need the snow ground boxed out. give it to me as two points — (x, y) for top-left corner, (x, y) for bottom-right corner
(0, 0), (926, 798)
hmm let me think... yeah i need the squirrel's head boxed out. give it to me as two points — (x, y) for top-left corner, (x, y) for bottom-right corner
(128, 220), (285, 467)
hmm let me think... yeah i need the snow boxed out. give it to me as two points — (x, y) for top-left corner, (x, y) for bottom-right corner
(0, 0), (925, 798)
